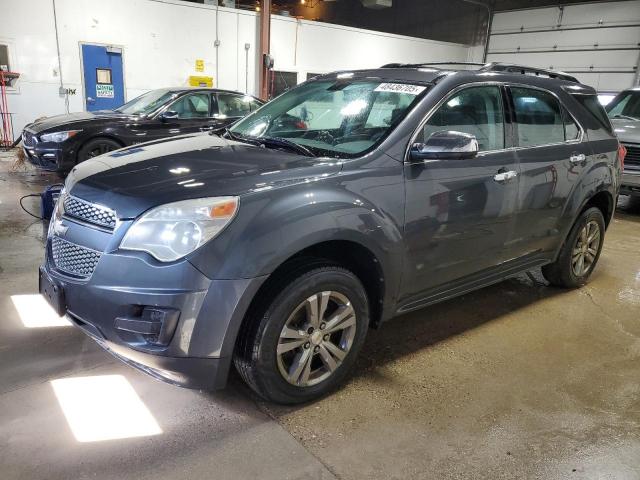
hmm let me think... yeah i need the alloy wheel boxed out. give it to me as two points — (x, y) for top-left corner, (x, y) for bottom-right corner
(571, 220), (601, 277)
(276, 291), (357, 387)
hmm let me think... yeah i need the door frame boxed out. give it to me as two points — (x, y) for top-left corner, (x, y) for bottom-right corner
(78, 41), (127, 112)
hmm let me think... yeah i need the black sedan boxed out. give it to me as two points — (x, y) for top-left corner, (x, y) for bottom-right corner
(21, 88), (263, 173)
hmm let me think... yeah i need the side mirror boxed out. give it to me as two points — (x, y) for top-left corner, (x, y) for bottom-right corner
(160, 110), (179, 122)
(410, 130), (479, 161)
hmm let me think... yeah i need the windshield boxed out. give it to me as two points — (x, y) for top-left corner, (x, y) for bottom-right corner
(115, 89), (178, 115)
(606, 91), (640, 121)
(229, 80), (427, 157)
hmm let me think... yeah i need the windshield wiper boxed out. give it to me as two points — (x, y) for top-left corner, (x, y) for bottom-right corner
(612, 114), (640, 121)
(256, 137), (316, 157)
(214, 129), (316, 156)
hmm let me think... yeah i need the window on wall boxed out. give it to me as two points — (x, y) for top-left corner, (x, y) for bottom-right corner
(419, 86), (505, 152)
(270, 71), (297, 99)
(0, 44), (10, 71)
(510, 87), (564, 147)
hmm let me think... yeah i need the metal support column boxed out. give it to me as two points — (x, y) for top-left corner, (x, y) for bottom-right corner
(259, 0), (271, 100)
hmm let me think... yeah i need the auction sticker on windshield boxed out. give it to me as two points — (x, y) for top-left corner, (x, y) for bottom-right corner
(374, 83), (427, 95)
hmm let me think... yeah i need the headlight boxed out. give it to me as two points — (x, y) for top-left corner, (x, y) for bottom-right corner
(120, 197), (239, 262)
(40, 130), (82, 143)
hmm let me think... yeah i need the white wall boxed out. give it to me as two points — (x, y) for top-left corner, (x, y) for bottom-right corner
(0, 0), (475, 135)
(487, 0), (640, 92)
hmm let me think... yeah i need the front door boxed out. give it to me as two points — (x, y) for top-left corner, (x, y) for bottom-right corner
(136, 91), (215, 143)
(81, 44), (125, 111)
(401, 85), (519, 303)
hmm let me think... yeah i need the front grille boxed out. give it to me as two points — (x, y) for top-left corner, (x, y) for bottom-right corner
(51, 236), (102, 278)
(63, 195), (117, 229)
(623, 144), (640, 169)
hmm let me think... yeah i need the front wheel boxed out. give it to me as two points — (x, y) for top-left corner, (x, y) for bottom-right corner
(234, 266), (369, 404)
(542, 207), (606, 288)
(77, 138), (121, 163)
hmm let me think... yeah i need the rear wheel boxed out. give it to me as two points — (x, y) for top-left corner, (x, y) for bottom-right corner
(77, 138), (121, 163)
(234, 266), (369, 404)
(542, 207), (605, 288)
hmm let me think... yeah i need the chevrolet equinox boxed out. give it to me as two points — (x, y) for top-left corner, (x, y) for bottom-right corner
(40, 63), (623, 404)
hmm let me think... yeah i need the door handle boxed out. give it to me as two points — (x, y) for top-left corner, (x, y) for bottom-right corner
(493, 170), (518, 183)
(87, 97), (95, 103)
(570, 153), (586, 165)
(200, 125), (215, 132)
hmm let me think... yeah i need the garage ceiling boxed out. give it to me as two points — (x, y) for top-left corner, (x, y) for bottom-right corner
(224, 0), (636, 45)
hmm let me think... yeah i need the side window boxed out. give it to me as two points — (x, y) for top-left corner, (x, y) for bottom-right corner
(562, 108), (580, 141)
(419, 86), (505, 152)
(217, 93), (252, 118)
(169, 93), (210, 119)
(511, 87), (564, 147)
(366, 92), (413, 128)
(249, 99), (263, 112)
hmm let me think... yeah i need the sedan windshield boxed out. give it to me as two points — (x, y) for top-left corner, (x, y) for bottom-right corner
(229, 80), (427, 157)
(115, 89), (178, 116)
(606, 91), (640, 121)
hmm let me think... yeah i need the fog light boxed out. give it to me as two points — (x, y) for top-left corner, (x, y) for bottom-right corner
(115, 307), (180, 346)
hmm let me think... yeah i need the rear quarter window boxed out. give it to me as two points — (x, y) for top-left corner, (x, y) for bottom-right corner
(570, 93), (613, 133)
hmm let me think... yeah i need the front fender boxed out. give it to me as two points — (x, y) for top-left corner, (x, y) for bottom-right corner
(188, 179), (405, 308)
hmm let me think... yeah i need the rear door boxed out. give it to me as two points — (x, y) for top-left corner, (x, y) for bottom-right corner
(506, 86), (591, 258)
(402, 84), (519, 300)
(81, 44), (125, 111)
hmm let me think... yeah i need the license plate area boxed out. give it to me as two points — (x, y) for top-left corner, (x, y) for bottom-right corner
(39, 267), (66, 316)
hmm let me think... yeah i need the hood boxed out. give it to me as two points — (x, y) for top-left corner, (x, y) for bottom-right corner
(66, 133), (343, 218)
(25, 110), (133, 134)
(611, 117), (640, 144)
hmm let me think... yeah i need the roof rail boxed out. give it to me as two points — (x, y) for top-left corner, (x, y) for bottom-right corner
(381, 62), (488, 68)
(380, 61), (580, 83)
(480, 63), (579, 83)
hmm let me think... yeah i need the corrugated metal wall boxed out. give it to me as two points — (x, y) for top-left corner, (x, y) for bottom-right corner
(486, 0), (640, 92)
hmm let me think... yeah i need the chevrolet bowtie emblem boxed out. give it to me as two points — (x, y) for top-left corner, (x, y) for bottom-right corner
(53, 219), (69, 237)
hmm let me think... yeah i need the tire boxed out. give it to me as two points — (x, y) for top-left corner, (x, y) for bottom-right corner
(234, 266), (369, 404)
(77, 138), (121, 163)
(541, 207), (606, 288)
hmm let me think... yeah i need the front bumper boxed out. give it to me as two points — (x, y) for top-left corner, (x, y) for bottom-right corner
(41, 232), (266, 390)
(23, 144), (65, 171)
(620, 170), (640, 196)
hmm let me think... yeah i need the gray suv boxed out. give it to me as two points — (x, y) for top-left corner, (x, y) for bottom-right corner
(606, 87), (640, 197)
(40, 63), (623, 403)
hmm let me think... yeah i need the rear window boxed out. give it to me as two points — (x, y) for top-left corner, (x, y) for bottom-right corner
(570, 93), (613, 132)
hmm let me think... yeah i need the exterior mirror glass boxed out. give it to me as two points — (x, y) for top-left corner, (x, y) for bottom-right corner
(410, 130), (479, 161)
(160, 110), (179, 121)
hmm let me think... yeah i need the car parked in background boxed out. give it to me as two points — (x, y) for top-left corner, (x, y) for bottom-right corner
(40, 63), (622, 404)
(22, 88), (263, 173)
(607, 87), (640, 197)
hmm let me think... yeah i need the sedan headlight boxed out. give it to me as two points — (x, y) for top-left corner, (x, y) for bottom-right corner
(40, 130), (82, 143)
(120, 197), (239, 262)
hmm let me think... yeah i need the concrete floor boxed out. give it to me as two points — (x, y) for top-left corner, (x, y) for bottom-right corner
(1, 150), (639, 480)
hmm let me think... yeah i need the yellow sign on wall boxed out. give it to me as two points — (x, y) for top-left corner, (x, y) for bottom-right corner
(195, 59), (205, 72)
(188, 75), (213, 87)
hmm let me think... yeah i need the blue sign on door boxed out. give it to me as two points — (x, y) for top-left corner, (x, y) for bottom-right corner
(81, 44), (124, 111)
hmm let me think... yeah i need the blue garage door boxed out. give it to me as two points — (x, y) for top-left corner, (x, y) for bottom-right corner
(81, 44), (125, 111)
